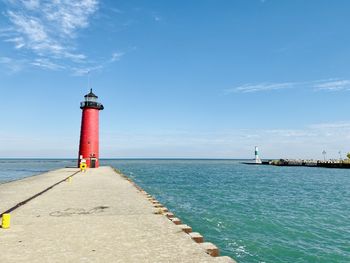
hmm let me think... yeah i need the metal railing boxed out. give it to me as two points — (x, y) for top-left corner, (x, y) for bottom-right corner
(80, 101), (104, 110)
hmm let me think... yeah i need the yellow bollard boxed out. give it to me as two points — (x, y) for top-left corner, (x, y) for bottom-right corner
(80, 162), (87, 173)
(67, 176), (72, 183)
(2, 213), (11, 229)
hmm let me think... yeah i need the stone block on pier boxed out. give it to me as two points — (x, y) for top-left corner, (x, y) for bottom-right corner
(189, 232), (204, 243)
(160, 207), (168, 212)
(170, 217), (182, 225)
(164, 212), (175, 219)
(200, 242), (219, 257)
(177, 224), (192, 234)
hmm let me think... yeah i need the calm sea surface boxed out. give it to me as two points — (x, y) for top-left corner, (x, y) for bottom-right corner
(1, 159), (349, 263)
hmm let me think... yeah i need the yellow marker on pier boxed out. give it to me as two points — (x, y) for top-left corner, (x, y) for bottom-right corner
(67, 176), (72, 183)
(2, 213), (11, 229)
(80, 162), (87, 173)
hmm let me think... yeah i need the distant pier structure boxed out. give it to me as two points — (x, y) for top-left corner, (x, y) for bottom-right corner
(255, 146), (262, 164)
(78, 89), (104, 168)
(242, 146), (263, 165)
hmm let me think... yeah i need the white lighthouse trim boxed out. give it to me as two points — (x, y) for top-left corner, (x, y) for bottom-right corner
(255, 146), (262, 164)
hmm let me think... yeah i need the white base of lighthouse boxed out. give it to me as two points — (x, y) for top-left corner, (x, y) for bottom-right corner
(255, 146), (262, 164)
(255, 157), (262, 164)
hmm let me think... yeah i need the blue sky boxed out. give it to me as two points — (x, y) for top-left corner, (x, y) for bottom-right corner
(1, 0), (350, 159)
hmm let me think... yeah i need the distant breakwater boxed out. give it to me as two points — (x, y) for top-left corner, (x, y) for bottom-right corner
(262, 159), (350, 169)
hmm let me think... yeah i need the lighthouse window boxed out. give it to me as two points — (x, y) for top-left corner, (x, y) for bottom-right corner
(86, 97), (97, 102)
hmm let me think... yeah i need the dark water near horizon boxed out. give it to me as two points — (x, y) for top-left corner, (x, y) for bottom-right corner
(0, 159), (349, 263)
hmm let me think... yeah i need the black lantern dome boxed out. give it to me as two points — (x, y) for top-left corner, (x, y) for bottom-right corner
(80, 89), (104, 110)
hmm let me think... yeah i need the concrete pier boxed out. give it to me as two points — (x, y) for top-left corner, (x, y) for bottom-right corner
(0, 167), (235, 263)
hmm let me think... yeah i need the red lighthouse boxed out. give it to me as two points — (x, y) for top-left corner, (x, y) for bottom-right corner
(78, 89), (104, 168)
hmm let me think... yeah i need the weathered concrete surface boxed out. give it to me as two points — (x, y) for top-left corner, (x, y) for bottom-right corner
(0, 168), (78, 213)
(0, 167), (235, 263)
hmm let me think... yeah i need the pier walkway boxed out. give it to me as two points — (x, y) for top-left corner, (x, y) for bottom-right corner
(0, 167), (234, 263)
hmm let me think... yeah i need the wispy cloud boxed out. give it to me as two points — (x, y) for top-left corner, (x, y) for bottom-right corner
(0, 56), (25, 73)
(70, 51), (124, 76)
(71, 64), (103, 76)
(231, 82), (294, 93)
(308, 121), (350, 129)
(110, 52), (124, 62)
(30, 58), (64, 71)
(313, 80), (350, 91)
(0, 0), (124, 74)
(21, 0), (40, 10)
(227, 79), (350, 93)
(3, 1), (98, 60)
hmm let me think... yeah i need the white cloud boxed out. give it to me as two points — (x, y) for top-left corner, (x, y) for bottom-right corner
(313, 80), (350, 91)
(7, 10), (52, 48)
(21, 0), (40, 10)
(229, 82), (294, 93)
(228, 79), (350, 93)
(4, 37), (25, 49)
(0, 56), (25, 72)
(1, 1), (124, 74)
(70, 49), (125, 76)
(31, 58), (64, 70)
(43, 0), (98, 36)
(308, 121), (350, 129)
(1, 0), (99, 70)
(110, 52), (124, 62)
(71, 64), (103, 76)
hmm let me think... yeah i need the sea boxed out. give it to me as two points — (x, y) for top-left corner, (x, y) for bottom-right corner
(0, 159), (349, 263)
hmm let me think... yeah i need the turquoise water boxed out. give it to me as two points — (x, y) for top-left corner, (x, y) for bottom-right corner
(102, 159), (350, 263)
(1, 159), (349, 262)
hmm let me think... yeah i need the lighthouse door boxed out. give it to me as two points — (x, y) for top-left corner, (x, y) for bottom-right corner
(90, 158), (97, 168)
